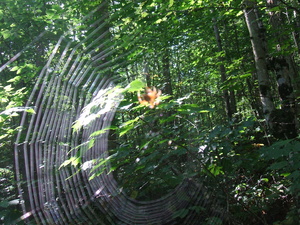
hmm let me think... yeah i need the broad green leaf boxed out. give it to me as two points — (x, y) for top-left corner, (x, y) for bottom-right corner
(7, 76), (21, 83)
(17, 68), (22, 74)
(281, 173), (291, 177)
(10, 66), (19, 72)
(128, 79), (145, 92)
(1, 30), (11, 39)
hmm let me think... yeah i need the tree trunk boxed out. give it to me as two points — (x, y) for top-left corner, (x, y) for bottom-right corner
(266, 0), (297, 139)
(213, 18), (235, 120)
(243, 0), (275, 127)
(289, 9), (300, 54)
(162, 47), (173, 96)
(267, 0), (297, 104)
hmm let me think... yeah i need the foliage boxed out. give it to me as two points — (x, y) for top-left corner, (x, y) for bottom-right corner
(0, 168), (23, 224)
(0, 83), (36, 224)
(261, 139), (300, 198)
(109, 91), (207, 200)
(2, 0), (300, 224)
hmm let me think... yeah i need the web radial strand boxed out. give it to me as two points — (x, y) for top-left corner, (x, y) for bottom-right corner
(11, 3), (225, 225)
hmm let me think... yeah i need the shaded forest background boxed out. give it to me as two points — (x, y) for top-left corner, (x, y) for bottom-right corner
(1, 0), (300, 224)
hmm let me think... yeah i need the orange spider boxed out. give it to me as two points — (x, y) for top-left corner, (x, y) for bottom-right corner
(137, 87), (162, 108)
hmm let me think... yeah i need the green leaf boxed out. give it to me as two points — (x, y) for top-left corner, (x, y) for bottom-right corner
(1, 30), (11, 39)
(10, 66), (19, 72)
(128, 79), (145, 92)
(89, 154), (117, 177)
(260, 178), (269, 182)
(208, 164), (224, 176)
(90, 127), (111, 137)
(119, 124), (134, 136)
(121, 116), (140, 126)
(59, 156), (80, 169)
(88, 138), (95, 149)
(0, 201), (9, 208)
(72, 120), (82, 132)
(189, 206), (204, 214)
(281, 172), (291, 177)
(268, 161), (288, 170)
(269, 6), (280, 12)
(26, 108), (36, 114)
(173, 208), (189, 219)
(17, 68), (23, 74)
(46, 9), (60, 19)
(72, 157), (81, 167)
(288, 170), (300, 180)
(4, 85), (13, 92)
(7, 76), (21, 83)
(236, 10), (244, 17)
(130, 190), (138, 199)
(260, 139), (292, 160)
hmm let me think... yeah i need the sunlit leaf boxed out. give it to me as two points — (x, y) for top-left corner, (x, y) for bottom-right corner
(119, 124), (134, 136)
(10, 66), (19, 72)
(128, 79), (145, 92)
(1, 30), (11, 39)
(90, 127), (111, 137)
(26, 108), (36, 114)
(7, 76), (21, 83)
(88, 138), (95, 149)
(59, 157), (80, 169)
(4, 85), (13, 92)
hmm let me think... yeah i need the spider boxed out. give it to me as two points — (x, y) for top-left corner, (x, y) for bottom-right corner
(137, 87), (161, 108)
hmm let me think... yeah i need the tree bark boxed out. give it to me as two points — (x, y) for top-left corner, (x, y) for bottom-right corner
(267, 0), (297, 104)
(213, 17), (235, 120)
(243, 0), (275, 127)
(266, 0), (297, 138)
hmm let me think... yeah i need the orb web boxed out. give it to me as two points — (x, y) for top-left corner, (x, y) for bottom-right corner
(9, 3), (226, 225)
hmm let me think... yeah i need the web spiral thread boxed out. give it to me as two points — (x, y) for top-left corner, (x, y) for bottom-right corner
(13, 4), (224, 225)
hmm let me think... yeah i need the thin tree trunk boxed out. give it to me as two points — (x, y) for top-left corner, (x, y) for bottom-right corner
(213, 18), (234, 120)
(143, 62), (151, 87)
(243, 0), (275, 127)
(290, 9), (300, 54)
(162, 47), (173, 96)
(246, 76), (263, 117)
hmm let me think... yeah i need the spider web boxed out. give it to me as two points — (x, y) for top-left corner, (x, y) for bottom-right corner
(7, 3), (227, 225)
